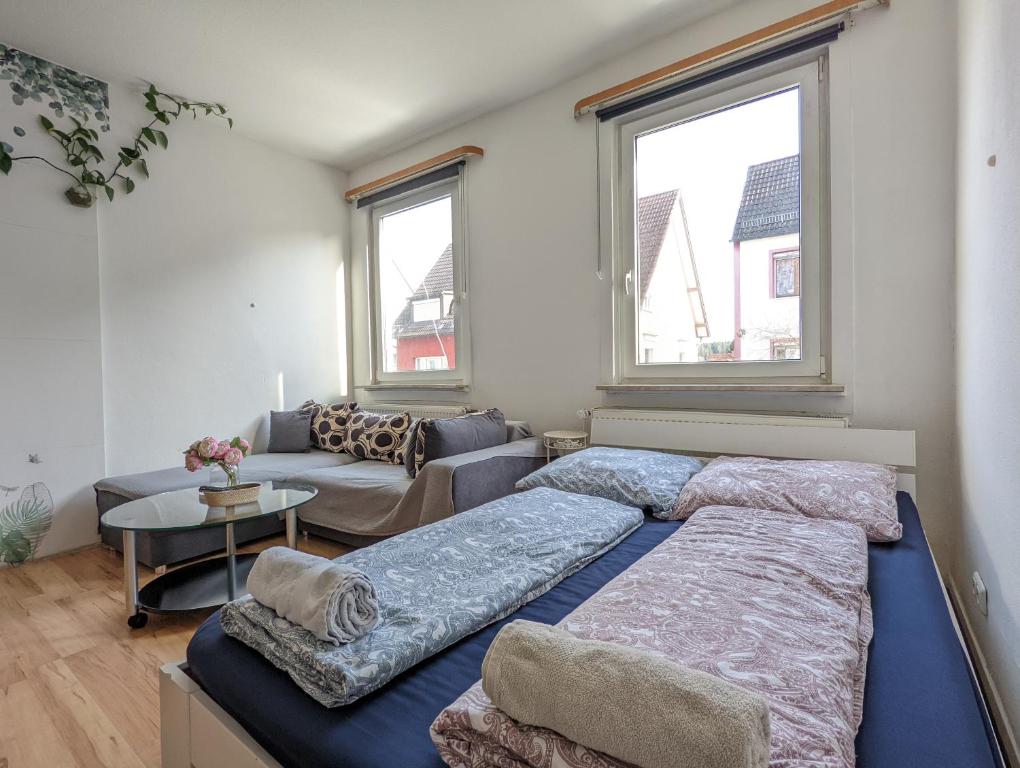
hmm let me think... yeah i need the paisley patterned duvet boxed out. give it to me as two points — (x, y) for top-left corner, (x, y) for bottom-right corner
(432, 505), (873, 768)
(220, 487), (644, 707)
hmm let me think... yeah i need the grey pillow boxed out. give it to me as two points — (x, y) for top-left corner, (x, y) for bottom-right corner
(267, 410), (313, 453)
(409, 409), (507, 477)
(515, 447), (702, 515)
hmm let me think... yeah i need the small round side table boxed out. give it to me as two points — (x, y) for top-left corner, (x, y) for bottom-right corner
(543, 430), (588, 463)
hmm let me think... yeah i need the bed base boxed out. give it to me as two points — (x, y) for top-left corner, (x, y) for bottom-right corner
(160, 662), (283, 768)
(158, 413), (1001, 768)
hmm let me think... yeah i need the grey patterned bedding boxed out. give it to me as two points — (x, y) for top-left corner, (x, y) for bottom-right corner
(220, 487), (644, 707)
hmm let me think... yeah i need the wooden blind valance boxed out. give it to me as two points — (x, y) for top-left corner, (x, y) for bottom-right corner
(344, 145), (483, 205)
(574, 0), (889, 118)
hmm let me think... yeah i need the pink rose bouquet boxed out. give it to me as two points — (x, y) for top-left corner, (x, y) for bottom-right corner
(183, 435), (251, 486)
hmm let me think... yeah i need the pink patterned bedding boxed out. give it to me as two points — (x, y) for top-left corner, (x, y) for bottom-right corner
(431, 506), (873, 768)
(670, 456), (902, 542)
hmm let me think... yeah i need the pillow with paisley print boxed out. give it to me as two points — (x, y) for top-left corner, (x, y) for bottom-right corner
(343, 411), (412, 463)
(306, 401), (359, 453)
(669, 455), (902, 541)
(515, 447), (702, 515)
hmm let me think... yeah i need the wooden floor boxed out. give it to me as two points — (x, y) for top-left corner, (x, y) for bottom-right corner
(0, 534), (347, 768)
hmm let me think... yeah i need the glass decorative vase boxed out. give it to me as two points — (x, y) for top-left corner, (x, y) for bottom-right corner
(209, 462), (240, 487)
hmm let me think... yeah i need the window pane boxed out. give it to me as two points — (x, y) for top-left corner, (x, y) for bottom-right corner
(634, 86), (801, 364)
(378, 195), (455, 373)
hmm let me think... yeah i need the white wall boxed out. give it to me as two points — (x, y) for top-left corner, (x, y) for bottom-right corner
(98, 83), (349, 475)
(348, 0), (959, 557)
(736, 233), (801, 361)
(0, 96), (105, 557)
(955, 0), (1020, 755)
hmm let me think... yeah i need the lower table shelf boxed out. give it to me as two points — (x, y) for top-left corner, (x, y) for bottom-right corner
(138, 552), (258, 614)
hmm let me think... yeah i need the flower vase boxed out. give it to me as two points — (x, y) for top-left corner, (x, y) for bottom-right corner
(222, 463), (239, 487)
(209, 463), (241, 488)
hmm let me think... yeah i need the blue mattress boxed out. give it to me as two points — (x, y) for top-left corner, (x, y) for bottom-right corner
(187, 493), (1002, 768)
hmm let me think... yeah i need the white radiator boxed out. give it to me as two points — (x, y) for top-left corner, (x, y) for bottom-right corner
(593, 408), (848, 431)
(589, 406), (917, 501)
(590, 406), (913, 463)
(366, 403), (472, 420)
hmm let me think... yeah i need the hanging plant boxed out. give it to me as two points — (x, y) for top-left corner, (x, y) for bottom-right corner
(0, 83), (232, 207)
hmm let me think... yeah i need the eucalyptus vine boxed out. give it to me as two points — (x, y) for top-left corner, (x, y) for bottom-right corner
(0, 83), (232, 206)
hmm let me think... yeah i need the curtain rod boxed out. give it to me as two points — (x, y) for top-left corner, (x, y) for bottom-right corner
(574, 0), (889, 118)
(344, 145), (483, 204)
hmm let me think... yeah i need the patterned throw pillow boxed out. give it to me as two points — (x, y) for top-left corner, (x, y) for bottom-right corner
(306, 401), (359, 453)
(515, 447), (702, 515)
(394, 417), (419, 468)
(343, 411), (412, 463)
(670, 455), (902, 541)
(298, 399), (324, 446)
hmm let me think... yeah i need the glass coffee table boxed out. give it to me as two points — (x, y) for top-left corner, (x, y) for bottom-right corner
(100, 481), (317, 628)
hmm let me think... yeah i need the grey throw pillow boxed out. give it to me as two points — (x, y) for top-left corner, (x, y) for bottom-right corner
(409, 409), (507, 477)
(267, 410), (313, 453)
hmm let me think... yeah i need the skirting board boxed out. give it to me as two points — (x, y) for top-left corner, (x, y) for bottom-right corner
(947, 575), (1018, 768)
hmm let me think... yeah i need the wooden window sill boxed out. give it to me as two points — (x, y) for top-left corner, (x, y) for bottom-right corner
(597, 383), (845, 394)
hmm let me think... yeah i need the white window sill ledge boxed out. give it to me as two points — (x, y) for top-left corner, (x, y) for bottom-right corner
(597, 383), (846, 394)
(358, 383), (471, 393)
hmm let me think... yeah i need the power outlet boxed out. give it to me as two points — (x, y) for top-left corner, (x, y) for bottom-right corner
(971, 571), (988, 617)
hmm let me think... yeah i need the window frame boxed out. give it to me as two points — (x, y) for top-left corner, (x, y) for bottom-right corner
(598, 55), (829, 382)
(366, 176), (470, 386)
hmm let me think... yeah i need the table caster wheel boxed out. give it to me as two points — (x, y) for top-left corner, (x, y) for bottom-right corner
(127, 612), (148, 629)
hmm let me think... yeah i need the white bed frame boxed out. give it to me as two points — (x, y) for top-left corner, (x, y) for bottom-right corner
(158, 408), (990, 768)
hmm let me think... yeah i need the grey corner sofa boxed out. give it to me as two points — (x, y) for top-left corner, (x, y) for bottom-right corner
(95, 419), (544, 568)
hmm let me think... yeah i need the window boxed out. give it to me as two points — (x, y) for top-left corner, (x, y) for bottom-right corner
(601, 57), (826, 381)
(413, 298), (442, 323)
(415, 356), (446, 371)
(369, 178), (468, 384)
(770, 338), (801, 360)
(771, 249), (800, 298)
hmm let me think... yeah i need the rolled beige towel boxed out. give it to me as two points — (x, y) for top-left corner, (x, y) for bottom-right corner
(246, 546), (378, 645)
(481, 620), (771, 768)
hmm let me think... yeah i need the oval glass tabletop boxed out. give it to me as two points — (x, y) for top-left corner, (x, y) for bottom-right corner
(100, 481), (318, 533)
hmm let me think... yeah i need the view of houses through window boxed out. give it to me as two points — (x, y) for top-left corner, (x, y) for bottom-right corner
(376, 193), (456, 374)
(634, 85), (802, 365)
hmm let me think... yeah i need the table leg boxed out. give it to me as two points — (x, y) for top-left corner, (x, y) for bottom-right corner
(225, 521), (236, 602)
(123, 530), (147, 628)
(286, 507), (298, 550)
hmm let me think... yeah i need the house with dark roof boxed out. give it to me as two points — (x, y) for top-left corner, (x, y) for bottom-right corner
(730, 154), (802, 362)
(636, 189), (709, 364)
(391, 243), (456, 372)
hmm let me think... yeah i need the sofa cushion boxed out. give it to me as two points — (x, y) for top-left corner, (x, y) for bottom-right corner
(268, 410), (313, 453)
(309, 402), (359, 452)
(411, 409), (507, 477)
(291, 461), (413, 532)
(343, 411), (412, 463)
(95, 450), (359, 502)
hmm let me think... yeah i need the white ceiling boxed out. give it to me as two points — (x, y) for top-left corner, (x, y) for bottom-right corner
(0, 0), (737, 169)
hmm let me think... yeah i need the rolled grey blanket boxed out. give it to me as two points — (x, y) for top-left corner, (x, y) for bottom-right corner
(246, 547), (378, 645)
(482, 620), (771, 768)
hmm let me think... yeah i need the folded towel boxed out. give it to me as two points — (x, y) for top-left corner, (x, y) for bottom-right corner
(246, 547), (378, 645)
(480, 620), (771, 768)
